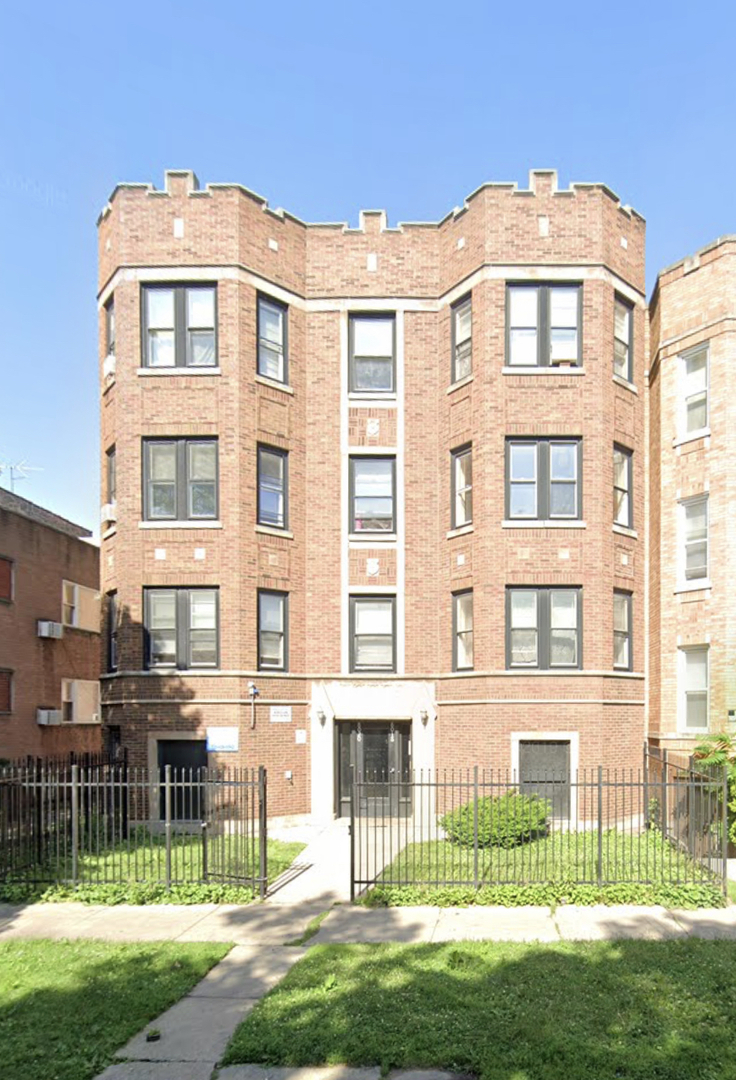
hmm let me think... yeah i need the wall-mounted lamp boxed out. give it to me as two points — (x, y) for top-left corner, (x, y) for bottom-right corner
(248, 681), (259, 729)
(420, 710), (429, 727)
(317, 709), (327, 727)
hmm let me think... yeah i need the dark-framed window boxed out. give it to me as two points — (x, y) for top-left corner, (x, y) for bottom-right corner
(105, 297), (116, 355)
(144, 587), (219, 670)
(506, 438), (581, 520)
(453, 589), (474, 671)
(257, 294), (288, 383)
(0, 669), (12, 714)
(0, 556), (13, 603)
(451, 445), (473, 528)
(613, 590), (632, 671)
(452, 294), (472, 383)
(107, 591), (118, 673)
(106, 445), (117, 505)
(141, 284), (217, 368)
(350, 456), (395, 533)
(349, 314), (396, 393)
(506, 284), (582, 367)
(350, 595), (396, 673)
(258, 590), (288, 671)
(257, 445), (288, 529)
(506, 587), (582, 670)
(614, 295), (633, 382)
(613, 444), (633, 528)
(143, 438), (218, 521)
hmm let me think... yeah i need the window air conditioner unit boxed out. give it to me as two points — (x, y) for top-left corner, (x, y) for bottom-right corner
(103, 353), (116, 382)
(37, 620), (64, 639)
(90, 712), (100, 724)
(100, 503), (117, 525)
(37, 709), (62, 726)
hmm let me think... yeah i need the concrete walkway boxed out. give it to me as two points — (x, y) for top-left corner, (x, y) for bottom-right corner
(268, 819), (351, 905)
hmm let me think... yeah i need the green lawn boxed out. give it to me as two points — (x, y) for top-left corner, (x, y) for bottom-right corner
(224, 940), (736, 1080)
(0, 939), (230, 1080)
(0, 836), (305, 904)
(362, 830), (724, 907)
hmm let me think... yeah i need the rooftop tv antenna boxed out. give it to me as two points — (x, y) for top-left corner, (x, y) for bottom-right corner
(0, 457), (44, 493)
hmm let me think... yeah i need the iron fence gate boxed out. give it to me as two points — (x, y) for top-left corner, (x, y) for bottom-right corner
(0, 761), (268, 897)
(350, 747), (728, 900)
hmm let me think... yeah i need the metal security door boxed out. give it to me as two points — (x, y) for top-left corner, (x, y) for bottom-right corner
(519, 739), (571, 818)
(337, 722), (411, 817)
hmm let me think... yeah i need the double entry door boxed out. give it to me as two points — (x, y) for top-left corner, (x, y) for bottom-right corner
(337, 721), (411, 818)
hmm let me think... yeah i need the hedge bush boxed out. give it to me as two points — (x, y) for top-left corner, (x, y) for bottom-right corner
(440, 791), (550, 849)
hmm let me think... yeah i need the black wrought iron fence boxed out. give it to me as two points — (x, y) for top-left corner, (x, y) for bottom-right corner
(0, 761), (268, 896)
(350, 747), (728, 900)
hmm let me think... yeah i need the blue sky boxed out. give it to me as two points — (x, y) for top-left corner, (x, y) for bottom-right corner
(1, 0), (735, 533)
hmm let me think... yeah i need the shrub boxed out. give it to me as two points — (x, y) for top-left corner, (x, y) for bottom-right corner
(440, 791), (550, 849)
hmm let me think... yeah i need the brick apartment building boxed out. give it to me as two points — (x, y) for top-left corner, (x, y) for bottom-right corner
(98, 167), (657, 821)
(0, 489), (102, 761)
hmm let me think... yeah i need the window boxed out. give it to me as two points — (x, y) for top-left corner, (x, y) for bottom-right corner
(107, 592), (118, 673)
(452, 295), (472, 382)
(680, 344), (709, 436)
(0, 670), (11, 714)
(613, 296), (633, 382)
(451, 446), (473, 528)
(350, 596), (396, 672)
(258, 590), (288, 671)
(62, 679), (75, 723)
(507, 284), (581, 367)
(613, 445), (633, 528)
(144, 587), (219, 670)
(350, 457), (395, 533)
(679, 647), (709, 731)
(0, 556), (13, 603)
(61, 679), (100, 723)
(257, 446), (288, 529)
(507, 587), (582, 670)
(349, 315), (395, 392)
(143, 439), (218, 522)
(453, 590), (474, 671)
(105, 297), (115, 355)
(257, 295), (288, 383)
(142, 284), (216, 368)
(680, 495), (709, 584)
(62, 581), (77, 627)
(106, 446), (116, 505)
(506, 439), (581, 520)
(61, 581), (100, 632)
(613, 591), (632, 671)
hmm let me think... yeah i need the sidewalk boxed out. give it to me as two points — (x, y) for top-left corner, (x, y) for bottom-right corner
(3, 899), (736, 943)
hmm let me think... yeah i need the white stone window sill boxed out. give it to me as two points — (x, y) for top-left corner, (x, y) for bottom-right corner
(101, 526), (117, 541)
(348, 392), (397, 403)
(138, 520), (223, 529)
(446, 374), (473, 394)
(256, 524), (294, 540)
(348, 533), (397, 543)
(137, 367), (221, 377)
(503, 519), (586, 529)
(674, 580), (712, 595)
(613, 523), (638, 539)
(255, 374), (294, 395)
(613, 374), (638, 394)
(446, 523), (474, 539)
(502, 366), (585, 376)
(673, 428), (710, 448)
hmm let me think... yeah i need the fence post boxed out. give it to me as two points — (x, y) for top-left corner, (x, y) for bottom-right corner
(473, 765), (479, 890)
(723, 764), (729, 899)
(71, 764), (79, 889)
(350, 772), (356, 903)
(258, 766), (267, 900)
(164, 765), (172, 891)
(662, 749), (669, 839)
(201, 821), (208, 882)
(643, 743), (649, 830)
(597, 766), (603, 888)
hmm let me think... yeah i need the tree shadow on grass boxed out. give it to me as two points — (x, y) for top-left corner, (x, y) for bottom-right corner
(223, 938), (736, 1080)
(0, 938), (228, 1080)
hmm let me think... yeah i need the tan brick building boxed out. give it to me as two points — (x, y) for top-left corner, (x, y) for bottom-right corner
(0, 489), (102, 761)
(98, 168), (649, 820)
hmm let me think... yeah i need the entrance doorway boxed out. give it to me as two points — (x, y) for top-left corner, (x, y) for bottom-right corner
(157, 739), (207, 821)
(336, 721), (411, 817)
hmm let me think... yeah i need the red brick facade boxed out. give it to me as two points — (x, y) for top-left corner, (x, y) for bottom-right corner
(98, 169), (649, 820)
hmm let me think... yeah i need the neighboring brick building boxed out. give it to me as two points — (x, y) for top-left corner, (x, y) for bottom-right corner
(0, 489), (101, 761)
(98, 168), (649, 821)
(648, 237), (736, 749)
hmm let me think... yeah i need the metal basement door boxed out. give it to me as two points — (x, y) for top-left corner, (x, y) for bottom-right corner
(518, 739), (571, 818)
(337, 721), (411, 818)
